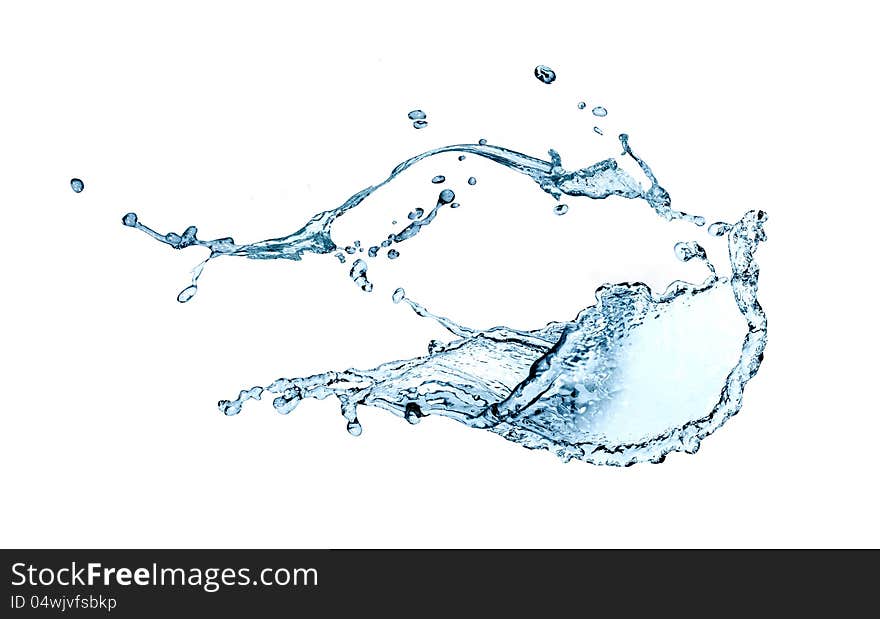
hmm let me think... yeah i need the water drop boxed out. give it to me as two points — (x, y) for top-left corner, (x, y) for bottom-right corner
(122, 212), (138, 227)
(534, 65), (556, 84)
(458, 155), (466, 161)
(349, 258), (373, 292)
(177, 285), (198, 303)
(554, 204), (569, 216)
(345, 246), (357, 254)
(592, 106), (608, 117)
(431, 175), (445, 184)
(674, 241), (707, 263)
(413, 120), (428, 129)
(408, 110), (426, 120)
(70, 178), (84, 193)
(439, 189), (455, 204)
(368, 246), (379, 257)
(478, 138), (487, 146)
(346, 420), (363, 436)
(577, 101), (586, 110)
(392, 288), (406, 304)
(450, 202), (460, 209)
(468, 177), (477, 186)
(404, 402), (422, 424)
(708, 222), (732, 237)
(408, 208), (424, 220)
(593, 127), (603, 136)
(387, 249), (400, 259)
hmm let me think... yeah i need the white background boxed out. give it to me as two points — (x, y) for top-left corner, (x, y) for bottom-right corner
(1, 1), (877, 548)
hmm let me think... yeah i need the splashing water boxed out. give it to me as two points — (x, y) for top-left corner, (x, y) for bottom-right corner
(121, 94), (768, 465)
(121, 133), (703, 303)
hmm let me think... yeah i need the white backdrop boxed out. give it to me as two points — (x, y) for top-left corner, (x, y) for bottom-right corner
(1, 1), (877, 548)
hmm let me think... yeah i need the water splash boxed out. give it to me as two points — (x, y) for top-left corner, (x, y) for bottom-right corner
(218, 209), (766, 465)
(122, 88), (768, 465)
(121, 131), (705, 302)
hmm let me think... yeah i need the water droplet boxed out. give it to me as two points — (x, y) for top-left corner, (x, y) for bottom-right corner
(578, 101), (586, 110)
(534, 65), (556, 84)
(592, 106), (608, 117)
(478, 138), (487, 146)
(408, 208), (424, 220)
(593, 126), (603, 136)
(177, 285), (198, 303)
(387, 249), (400, 259)
(70, 178), (84, 193)
(438, 189), (455, 204)
(335, 252), (346, 263)
(408, 109), (426, 120)
(368, 246), (379, 257)
(346, 420), (363, 436)
(693, 216), (706, 227)
(345, 245), (357, 254)
(708, 222), (732, 237)
(554, 204), (569, 216)
(468, 177), (477, 186)
(392, 288), (406, 303)
(431, 175), (445, 184)
(674, 241), (707, 263)
(412, 120), (428, 129)
(458, 155), (466, 161)
(122, 212), (138, 227)
(450, 202), (460, 209)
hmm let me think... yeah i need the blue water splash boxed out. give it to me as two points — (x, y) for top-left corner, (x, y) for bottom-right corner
(122, 94), (767, 465)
